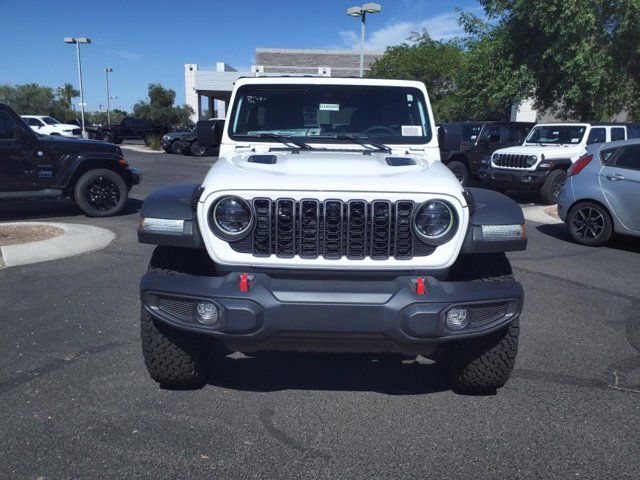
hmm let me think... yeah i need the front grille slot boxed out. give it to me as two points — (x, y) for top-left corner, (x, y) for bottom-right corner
(494, 154), (528, 169)
(231, 198), (436, 260)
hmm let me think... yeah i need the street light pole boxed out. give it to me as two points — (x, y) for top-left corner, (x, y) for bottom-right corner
(105, 67), (113, 125)
(347, 3), (381, 78)
(64, 37), (91, 138)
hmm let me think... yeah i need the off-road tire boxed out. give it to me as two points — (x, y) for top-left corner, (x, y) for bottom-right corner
(446, 319), (519, 393)
(140, 308), (210, 388)
(447, 160), (469, 186)
(101, 132), (114, 143)
(190, 141), (207, 157)
(170, 140), (183, 154)
(540, 169), (567, 205)
(73, 168), (128, 217)
(444, 252), (518, 392)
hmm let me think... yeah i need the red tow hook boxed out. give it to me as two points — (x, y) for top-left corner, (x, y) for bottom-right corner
(415, 278), (426, 296)
(239, 273), (250, 292)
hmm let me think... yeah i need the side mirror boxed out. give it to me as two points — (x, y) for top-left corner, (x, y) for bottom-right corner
(438, 125), (462, 151)
(196, 120), (221, 147)
(13, 125), (35, 144)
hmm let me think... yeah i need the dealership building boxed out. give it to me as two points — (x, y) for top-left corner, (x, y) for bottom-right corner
(184, 48), (383, 122)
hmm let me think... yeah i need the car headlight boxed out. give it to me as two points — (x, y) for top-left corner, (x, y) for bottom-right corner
(162, 135), (169, 140)
(211, 196), (253, 240)
(413, 200), (457, 244)
(526, 155), (538, 167)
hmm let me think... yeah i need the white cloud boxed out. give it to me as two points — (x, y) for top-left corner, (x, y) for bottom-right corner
(339, 11), (467, 51)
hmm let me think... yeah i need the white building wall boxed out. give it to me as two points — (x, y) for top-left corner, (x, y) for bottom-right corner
(511, 98), (538, 122)
(185, 64), (200, 123)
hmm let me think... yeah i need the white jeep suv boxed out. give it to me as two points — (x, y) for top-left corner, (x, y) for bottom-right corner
(21, 115), (81, 137)
(478, 122), (640, 204)
(137, 77), (528, 393)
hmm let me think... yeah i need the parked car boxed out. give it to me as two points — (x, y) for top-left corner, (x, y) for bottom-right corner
(557, 139), (640, 246)
(161, 127), (194, 154)
(478, 122), (640, 204)
(1, 104), (141, 216)
(438, 121), (534, 185)
(174, 119), (224, 157)
(21, 115), (81, 138)
(98, 117), (164, 145)
(65, 119), (102, 139)
(137, 77), (527, 393)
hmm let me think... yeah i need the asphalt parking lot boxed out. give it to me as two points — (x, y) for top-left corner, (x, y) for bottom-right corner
(1, 149), (639, 479)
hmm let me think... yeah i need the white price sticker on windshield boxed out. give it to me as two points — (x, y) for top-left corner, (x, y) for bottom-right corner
(319, 103), (340, 111)
(402, 125), (423, 136)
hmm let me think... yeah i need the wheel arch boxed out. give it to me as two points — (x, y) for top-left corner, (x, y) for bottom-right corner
(62, 158), (129, 194)
(443, 152), (470, 167)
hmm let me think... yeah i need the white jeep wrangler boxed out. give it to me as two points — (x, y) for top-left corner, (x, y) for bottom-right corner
(478, 122), (640, 204)
(138, 77), (527, 393)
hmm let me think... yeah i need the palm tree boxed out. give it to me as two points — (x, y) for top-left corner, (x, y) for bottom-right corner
(57, 83), (80, 111)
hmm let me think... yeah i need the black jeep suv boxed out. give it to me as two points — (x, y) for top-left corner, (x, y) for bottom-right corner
(0, 104), (141, 217)
(438, 121), (534, 185)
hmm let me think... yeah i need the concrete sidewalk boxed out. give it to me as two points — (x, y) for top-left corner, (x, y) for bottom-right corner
(0, 222), (115, 268)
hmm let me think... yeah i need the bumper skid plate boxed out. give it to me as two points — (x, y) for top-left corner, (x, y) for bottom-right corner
(141, 272), (523, 354)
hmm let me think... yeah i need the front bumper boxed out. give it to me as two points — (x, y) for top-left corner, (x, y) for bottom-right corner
(478, 166), (549, 190)
(140, 272), (523, 354)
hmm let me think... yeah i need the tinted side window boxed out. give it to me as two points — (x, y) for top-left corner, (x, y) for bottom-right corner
(611, 127), (626, 141)
(505, 126), (524, 143)
(481, 126), (500, 143)
(613, 144), (640, 171)
(587, 127), (606, 145)
(0, 111), (16, 140)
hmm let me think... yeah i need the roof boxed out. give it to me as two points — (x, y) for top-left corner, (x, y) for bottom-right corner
(233, 76), (426, 89)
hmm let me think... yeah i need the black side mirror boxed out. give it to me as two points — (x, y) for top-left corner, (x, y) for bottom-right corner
(438, 125), (462, 151)
(13, 125), (35, 144)
(196, 120), (221, 147)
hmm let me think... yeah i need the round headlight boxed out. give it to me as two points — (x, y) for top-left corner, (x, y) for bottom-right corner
(212, 196), (253, 239)
(526, 155), (537, 167)
(414, 200), (456, 243)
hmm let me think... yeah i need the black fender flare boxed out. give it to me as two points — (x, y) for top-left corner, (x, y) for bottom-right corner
(137, 184), (204, 249)
(461, 188), (527, 253)
(59, 154), (130, 192)
(538, 157), (573, 171)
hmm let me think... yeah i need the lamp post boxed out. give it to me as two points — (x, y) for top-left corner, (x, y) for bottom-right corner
(64, 37), (91, 138)
(105, 67), (113, 125)
(347, 3), (381, 77)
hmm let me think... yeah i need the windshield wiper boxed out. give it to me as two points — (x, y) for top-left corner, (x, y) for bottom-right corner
(258, 133), (312, 150)
(333, 134), (391, 153)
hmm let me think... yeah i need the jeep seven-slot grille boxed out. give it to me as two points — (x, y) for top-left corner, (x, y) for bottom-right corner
(493, 153), (529, 169)
(230, 199), (436, 260)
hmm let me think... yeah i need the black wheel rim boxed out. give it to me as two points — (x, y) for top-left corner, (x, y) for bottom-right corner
(452, 167), (465, 183)
(571, 207), (604, 240)
(171, 142), (181, 154)
(552, 174), (565, 199)
(85, 176), (121, 211)
(194, 144), (206, 156)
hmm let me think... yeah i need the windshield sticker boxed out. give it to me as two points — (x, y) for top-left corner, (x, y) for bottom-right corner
(402, 125), (423, 136)
(319, 103), (340, 111)
(571, 138), (580, 143)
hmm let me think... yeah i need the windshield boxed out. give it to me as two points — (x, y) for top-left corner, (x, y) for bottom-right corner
(42, 116), (61, 125)
(229, 84), (432, 145)
(525, 125), (587, 145)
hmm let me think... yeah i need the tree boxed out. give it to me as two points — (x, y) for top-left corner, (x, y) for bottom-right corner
(367, 32), (466, 122)
(56, 83), (80, 110)
(0, 83), (56, 115)
(133, 84), (193, 130)
(478, 0), (638, 121)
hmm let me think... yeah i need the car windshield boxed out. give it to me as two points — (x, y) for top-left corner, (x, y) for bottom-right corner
(525, 125), (587, 145)
(42, 116), (61, 125)
(463, 124), (482, 142)
(229, 84), (432, 145)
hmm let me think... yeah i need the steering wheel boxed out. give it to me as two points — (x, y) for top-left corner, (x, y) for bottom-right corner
(363, 126), (395, 135)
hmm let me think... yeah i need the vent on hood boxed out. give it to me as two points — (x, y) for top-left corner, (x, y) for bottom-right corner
(248, 155), (277, 165)
(386, 157), (415, 166)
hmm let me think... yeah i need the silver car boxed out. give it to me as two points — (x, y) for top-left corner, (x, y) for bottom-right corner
(557, 138), (640, 246)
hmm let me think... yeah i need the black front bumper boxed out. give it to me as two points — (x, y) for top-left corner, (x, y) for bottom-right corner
(478, 166), (549, 190)
(140, 272), (523, 354)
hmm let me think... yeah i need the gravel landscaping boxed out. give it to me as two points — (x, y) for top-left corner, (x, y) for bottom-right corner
(0, 224), (64, 246)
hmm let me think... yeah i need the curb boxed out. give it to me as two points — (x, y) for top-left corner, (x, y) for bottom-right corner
(522, 205), (563, 225)
(121, 145), (164, 154)
(0, 222), (116, 268)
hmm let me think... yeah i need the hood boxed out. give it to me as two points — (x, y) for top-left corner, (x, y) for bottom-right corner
(497, 144), (585, 158)
(39, 135), (119, 155)
(164, 131), (192, 140)
(202, 149), (464, 197)
(58, 123), (81, 130)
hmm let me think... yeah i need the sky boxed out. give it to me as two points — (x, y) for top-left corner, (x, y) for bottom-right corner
(0, 0), (480, 113)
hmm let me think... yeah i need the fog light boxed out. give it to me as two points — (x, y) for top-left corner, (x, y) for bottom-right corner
(446, 307), (469, 330)
(195, 302), (219, 325)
